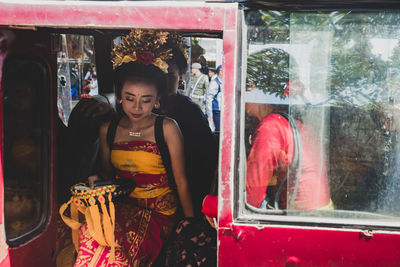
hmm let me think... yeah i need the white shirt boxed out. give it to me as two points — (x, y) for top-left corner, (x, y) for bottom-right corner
(89, 79), (98, 96)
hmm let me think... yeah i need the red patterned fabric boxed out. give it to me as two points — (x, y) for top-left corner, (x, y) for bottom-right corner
(75, 201), (176, 266)
(74, 141), (178, 266)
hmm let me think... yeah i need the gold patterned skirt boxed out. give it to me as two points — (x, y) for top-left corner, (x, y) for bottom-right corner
(74, 141), (178, 267)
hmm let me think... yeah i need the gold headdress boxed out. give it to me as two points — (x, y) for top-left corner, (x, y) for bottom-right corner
(111, 29), (172, 73)
(165, 31), (189, 62)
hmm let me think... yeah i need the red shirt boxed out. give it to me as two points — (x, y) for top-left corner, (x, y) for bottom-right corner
(246, 113), (330, 209)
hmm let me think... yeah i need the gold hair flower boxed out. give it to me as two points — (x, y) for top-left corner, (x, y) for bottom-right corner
(111, 29), (172, 72)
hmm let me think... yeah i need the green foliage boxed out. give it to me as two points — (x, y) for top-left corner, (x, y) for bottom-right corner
(247, 48), (292, 97)
(246, 10), (400, 107)
(246, 10), (289, 43)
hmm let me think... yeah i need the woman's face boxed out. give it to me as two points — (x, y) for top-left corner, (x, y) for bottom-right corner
(119, 80), (158, 121)
(166, 62), (180, 95)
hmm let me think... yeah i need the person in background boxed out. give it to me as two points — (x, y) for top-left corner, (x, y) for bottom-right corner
(245, 88), (331, 210)
(208, 67), (216, 82)
(84, 65), (95, 81)
(160, 41), (218, 267)
(202, 48), (332, 230)
(80, 80), (91, 98)
(198, 55), (209, 76)
(58, 52), (68, 75)
(202, 87), (332, 228)
(206, 65), (222, 132)
(188, 62), (209, 113)
(158, 43), (218, 216)
(89, 73), (98, 96)
(70, 65), (79, 100)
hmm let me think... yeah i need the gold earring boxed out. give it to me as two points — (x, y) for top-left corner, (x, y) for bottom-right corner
(154, 102), (160, 109)
(119, 100), (122, 104)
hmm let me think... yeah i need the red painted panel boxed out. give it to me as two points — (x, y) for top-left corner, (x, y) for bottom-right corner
(219, 225), (400, 266)
(219, 28), (238, 227)
(0, 29), (58, 267)
(0, 29), (11, 267)
(0, 2), (237, 31)
(0, 37), (6, 227)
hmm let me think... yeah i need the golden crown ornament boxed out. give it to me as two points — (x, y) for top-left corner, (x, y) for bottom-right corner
(111, 29), (172, 73)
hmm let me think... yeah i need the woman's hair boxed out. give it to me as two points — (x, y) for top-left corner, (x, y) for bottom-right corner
(113, 61), (167, 99)
(198, 55), (207, 64)
(167, 46), (188, 75)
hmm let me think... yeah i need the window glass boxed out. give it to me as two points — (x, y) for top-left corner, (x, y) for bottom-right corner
(57, 34), (96, 125)
(242, 10), (400, 224)
(2, 56), (49, 241)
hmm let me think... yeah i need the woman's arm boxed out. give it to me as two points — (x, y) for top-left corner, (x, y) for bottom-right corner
(163, 118), (195, 218)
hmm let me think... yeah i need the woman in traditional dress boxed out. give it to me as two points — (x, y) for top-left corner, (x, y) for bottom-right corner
(74, 30), (194, 267)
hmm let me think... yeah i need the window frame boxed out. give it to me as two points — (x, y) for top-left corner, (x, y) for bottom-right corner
(235, 7), (400, 231)
(2, 54), (51, 247)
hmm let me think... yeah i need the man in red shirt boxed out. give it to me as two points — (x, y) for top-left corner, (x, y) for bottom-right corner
(245, 88), (331, 210)
(202, 48), (332, 227)
(202, 86), (332, 224)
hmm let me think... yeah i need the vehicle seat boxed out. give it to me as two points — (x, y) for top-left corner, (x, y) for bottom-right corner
(59, 95), (111, 203)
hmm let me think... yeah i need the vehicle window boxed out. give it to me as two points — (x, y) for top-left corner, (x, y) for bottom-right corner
(2, 55), (49, 243)
(240, 10), (400, 226)
(57, 34), (96, 125)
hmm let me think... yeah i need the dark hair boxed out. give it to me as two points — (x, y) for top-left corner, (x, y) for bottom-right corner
(113, 61), (167, 99)
(199, 55), (207, 64)
(215, 65), (222, 74)
(167, 46), (188, 75)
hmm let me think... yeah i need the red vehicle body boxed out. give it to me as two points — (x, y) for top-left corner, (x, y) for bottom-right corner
(0, 1), (400, 266)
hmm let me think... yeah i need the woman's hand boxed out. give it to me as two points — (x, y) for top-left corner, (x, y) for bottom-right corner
(88, 175), (100, 189)
(205, 215), (217, 229)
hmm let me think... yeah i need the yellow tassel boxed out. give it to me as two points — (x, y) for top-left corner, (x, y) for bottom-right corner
(100, 192), (115, 262)
(60, 184), (118, 260)
(108, 192), (117, 262)
(70, 200), (80, 253)
(85, 206), (96, 241)
(108, 192), (115, 226)
(59, 197), (82, 252)
(86, 197), (108, 246)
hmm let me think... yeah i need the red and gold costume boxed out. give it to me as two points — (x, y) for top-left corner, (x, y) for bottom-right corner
(74, 141), (178, 267)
